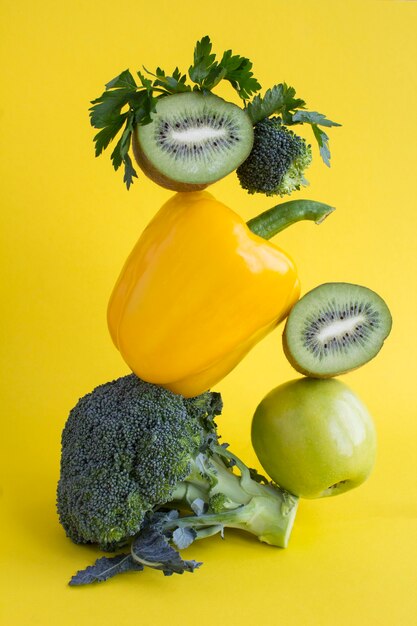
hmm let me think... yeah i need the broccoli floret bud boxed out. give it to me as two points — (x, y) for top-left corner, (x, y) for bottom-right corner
(57, 375), (219, 550)
(236, 117), (312, 197)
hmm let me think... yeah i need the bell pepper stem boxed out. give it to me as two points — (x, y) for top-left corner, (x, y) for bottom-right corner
(247, 199), (335, 240)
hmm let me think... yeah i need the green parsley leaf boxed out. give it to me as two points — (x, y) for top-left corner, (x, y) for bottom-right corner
(246, 84), (305, 125)
(200, 65), (228, 91)
(89, 88), (133, 129)
(90, 75), (156, 188)
(292, 110), (341, 128)
(110, 110), (138, 189)
(92, 112), (128, 156)
(122, 153), (138, 189)
(130, 90), (158, 126)
(106, 69), (137, 90)
(246, 85), (341, 166)
(188, 36), (261, 99)
(292, 110), (341, 166)
(188, 36), (217, 85)
(311, 124), (331, 167)
(218, 50), (261, 100)
(279, 86), (306, 124)
(89, 71), (139, 176)
(146, 66), (192, 94)
(137, 70), (153, 92)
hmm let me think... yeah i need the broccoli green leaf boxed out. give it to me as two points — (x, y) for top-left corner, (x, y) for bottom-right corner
(131, 525), (201, 576)
(190, 497), (207, 516)
(69, 554), (143, 586)
(172, 526), (198, 550)
(248, 467), (270, 485)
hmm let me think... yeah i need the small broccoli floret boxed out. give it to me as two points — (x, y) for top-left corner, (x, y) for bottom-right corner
(236, 117), (312, 197)
(58, 374), (299, 585)
(57, 375), (218, 550)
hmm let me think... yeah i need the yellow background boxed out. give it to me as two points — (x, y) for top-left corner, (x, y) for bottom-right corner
(1, 1), (417, 624)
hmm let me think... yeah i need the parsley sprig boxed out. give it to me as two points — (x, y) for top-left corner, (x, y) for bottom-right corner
(89, 35), (340, 188)
(246, 85), (341, 166)
(188, 36), (261, 98)
(89, 36), (261, 188)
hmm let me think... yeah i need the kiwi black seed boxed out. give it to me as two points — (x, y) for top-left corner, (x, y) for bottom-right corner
(132, 92), (254, 191)
(283, 283), (392, 377)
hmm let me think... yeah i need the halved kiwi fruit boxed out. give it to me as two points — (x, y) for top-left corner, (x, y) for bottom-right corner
(132, 92), (254, 191)
(283, 283), (392, 377)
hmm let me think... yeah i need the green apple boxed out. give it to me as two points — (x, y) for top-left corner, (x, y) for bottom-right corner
(251, 378), (377, 498)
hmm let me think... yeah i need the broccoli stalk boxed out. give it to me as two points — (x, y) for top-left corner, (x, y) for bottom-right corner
(58, 375), (298, 585)
(169, 446), (297, 548)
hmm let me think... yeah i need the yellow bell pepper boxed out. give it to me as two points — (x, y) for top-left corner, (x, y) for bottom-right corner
(108, 192), (333, 397)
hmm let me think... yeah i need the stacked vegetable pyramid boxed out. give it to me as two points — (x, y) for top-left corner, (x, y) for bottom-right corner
(57, 37), (391, 585)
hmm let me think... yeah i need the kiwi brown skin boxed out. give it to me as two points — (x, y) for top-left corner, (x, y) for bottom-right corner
(131, 130), (209, 192)
(282, 327), (366, 378)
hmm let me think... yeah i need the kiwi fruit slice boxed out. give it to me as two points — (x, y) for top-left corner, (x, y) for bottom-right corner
(132, 92), (254, 191)
(283, 283), (392, 377)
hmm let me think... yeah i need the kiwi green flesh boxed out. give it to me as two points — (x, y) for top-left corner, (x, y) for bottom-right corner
(135, 92), (254, 186)
(131, 132), (209, 191)
(283, 282), (392, 377)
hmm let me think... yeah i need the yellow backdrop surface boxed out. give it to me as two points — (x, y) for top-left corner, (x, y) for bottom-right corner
(1, 1), (416, 624)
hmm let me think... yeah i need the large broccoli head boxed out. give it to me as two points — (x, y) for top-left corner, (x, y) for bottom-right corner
(57, 374), (221, 550)
(236, 117), (312, 197)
